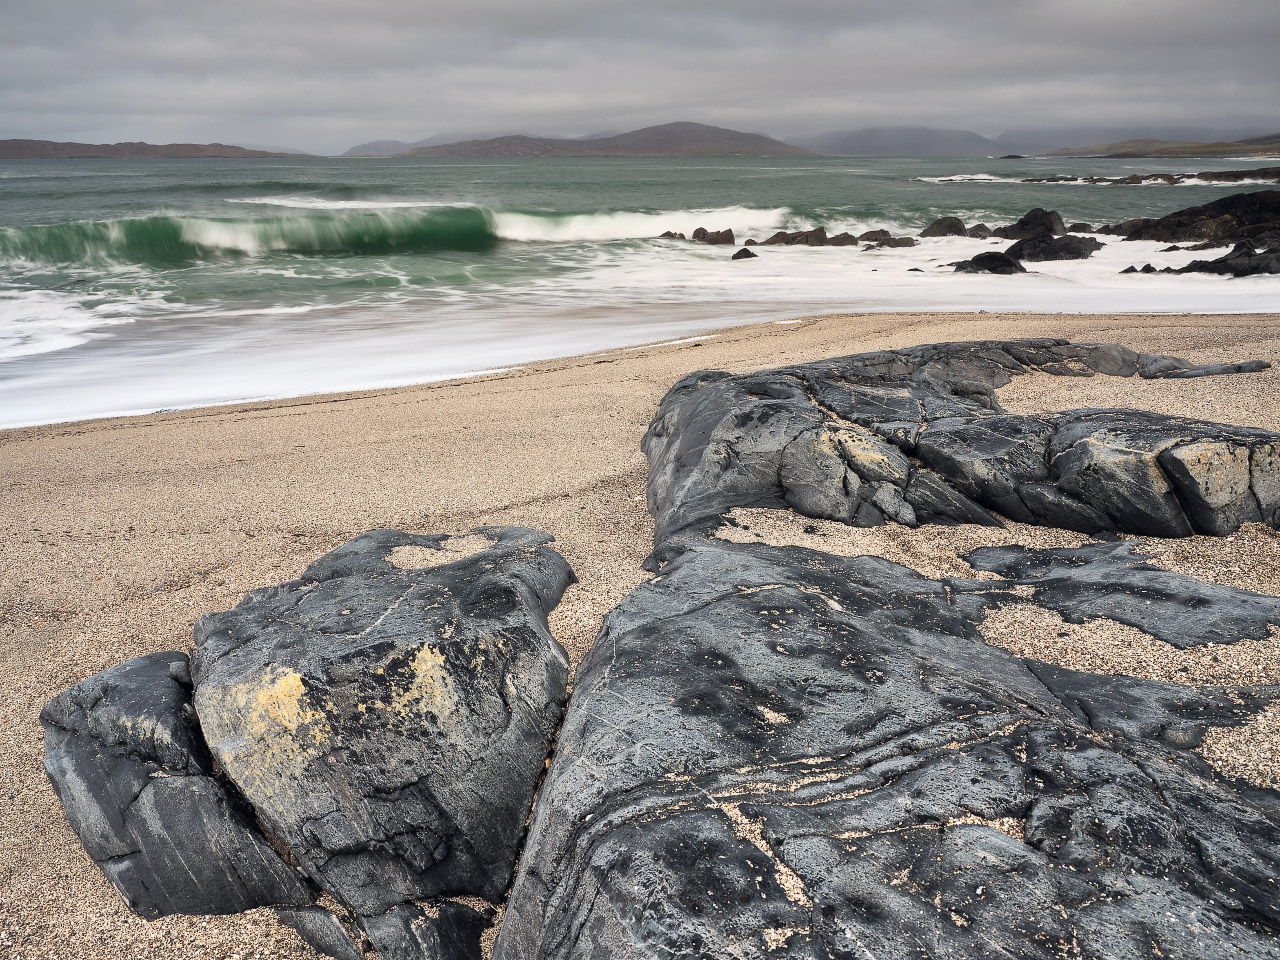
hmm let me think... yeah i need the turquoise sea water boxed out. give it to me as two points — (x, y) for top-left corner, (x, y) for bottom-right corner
(1, 155), (1277, 427)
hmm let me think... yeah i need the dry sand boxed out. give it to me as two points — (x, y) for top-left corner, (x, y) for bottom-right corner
(3, 311), (1280, 958)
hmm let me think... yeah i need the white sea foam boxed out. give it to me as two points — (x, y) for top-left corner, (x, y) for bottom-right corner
(228, 196), (458, 210)
(491, 206), (791, 242)
(0, 289), (136, 360)
(916, 174), (1024, 184)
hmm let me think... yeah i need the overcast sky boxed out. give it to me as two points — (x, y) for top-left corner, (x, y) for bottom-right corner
(2, 0), (1276, 154)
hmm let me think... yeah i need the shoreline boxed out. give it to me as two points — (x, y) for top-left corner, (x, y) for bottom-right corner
(4, 310), (1280, 959)
(8, 301), (1280, 434)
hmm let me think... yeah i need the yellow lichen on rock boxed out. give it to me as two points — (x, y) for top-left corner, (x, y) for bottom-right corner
(195, 666), (332, 824)
(392, 642), (460, 724)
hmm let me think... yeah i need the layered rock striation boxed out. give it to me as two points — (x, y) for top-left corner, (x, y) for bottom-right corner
(496, 536), (1280, 959)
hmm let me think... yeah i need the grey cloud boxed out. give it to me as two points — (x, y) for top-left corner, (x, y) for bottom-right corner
(1, 0), (1276, 154)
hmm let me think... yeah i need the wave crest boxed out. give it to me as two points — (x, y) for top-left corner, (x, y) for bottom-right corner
(0, 208), (498, 265)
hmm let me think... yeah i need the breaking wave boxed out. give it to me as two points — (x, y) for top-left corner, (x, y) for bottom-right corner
(0, 208), (498, 265)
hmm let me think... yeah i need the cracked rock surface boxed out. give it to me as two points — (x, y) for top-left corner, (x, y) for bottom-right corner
(495, 537), (1280, 959)
(40, 651), (315, 919)
(642, 339), (1277, 556)
(44, 526), (574, 960)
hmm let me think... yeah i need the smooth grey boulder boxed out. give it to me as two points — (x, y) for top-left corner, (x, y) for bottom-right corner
(40, 652), (314, 919)
(495, 538), (1280, 960)
(190, 526), (574, 929)
(642, 339), (1278, 553)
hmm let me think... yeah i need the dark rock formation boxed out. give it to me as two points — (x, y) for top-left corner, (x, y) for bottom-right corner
(953, 251), (1026, 273)
(192, 527), (573, 920)
(966, 222), (993, 238)
(640, 340), (1276, 549)
(966, 540), (1280, 646)
(1006, 234), (1105, 261)
(826, 232), (859, 245)
(919, 216), (968, 238)
(45, 527), (575, 960)
(691, 227), (735, 245)
(992, 207), (1067, 240)
(1068, 222), (1094, 232)
(658, 230), (686, 240)
(1175, 241), (1280, 277)
(1098, 217), (1155, 236)
(761, 227), (829, 247)
(875, 236), (918, 248)
(857, 229), (893, 242)
(495, 536), (1280, 960)
(40, 652), (315, 919)
(731, 247), (758, 260)
(1124, 190), (1280, 244)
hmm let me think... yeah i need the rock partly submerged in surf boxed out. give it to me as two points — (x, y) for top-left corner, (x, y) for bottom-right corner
(919, 215), (968, 238)
(1005, 233), (1105, 261)
(640, 339), (1276, 551)
(731, 247), (758, 260)
(1124, 189), (1280, 245)
(992, 207), (1067, 240)
(44, 526), (576, 960)
(953, 250), (1026, 273)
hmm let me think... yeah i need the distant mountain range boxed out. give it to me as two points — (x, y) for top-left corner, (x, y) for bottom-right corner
(793, 126), (1059, 158)
(344, 129), (621, 156)
(1050, 136), (1280, 158)
(0, 139), (299, 159)
(386, 122), (812, 158)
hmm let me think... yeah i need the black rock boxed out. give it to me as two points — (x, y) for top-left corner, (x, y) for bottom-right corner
(1125, 189), (1280, 243)
(992, 207), (1067, 240)
(966, 540), (1280, 647)
(494, 537), (1280, 960)
(658, 230), (686, 240)
(1068, 222), (1094, 233)
(1098, 216), (1156, 236)
(919, 216), (968, 238)
(1175, 241), (1280, 277)
(966, 222), (993, 238)
(826, 232), (859, 245)
(640, 340), (1277, 548)
(363, 901), (492, 960)
(856, 229), (893, 242)
(731, 247), (758, 260)
(1005, 234), (1105, 261)
(954, 251), (1026, 273)
(41, 653), (315, 919)
(875, 236), (918, 248)
(692, 227), (735, 245)
(190, 527), (573, 925)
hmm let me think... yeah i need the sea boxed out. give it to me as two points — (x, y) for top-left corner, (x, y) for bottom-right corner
(1, 155), (1277, 428)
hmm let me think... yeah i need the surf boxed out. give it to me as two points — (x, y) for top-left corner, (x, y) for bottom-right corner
(0, 207), (499, 265)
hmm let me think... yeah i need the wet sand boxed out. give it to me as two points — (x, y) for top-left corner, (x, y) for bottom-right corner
(3, 311), (1280, 958)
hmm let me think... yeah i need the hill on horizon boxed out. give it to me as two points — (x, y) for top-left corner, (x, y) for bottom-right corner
(402, 122), (813, 158)
(794, 126), (1059, 157)
(1050, 137), (1280, 158)
(0, 139), (297, 159)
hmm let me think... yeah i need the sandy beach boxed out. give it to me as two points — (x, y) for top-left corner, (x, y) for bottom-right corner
(4, 309), (1280, 959)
